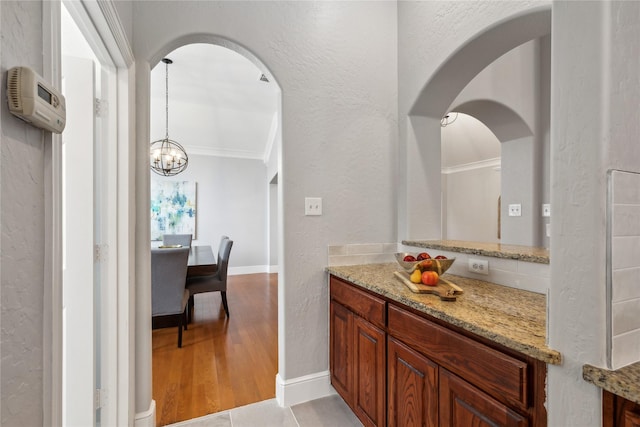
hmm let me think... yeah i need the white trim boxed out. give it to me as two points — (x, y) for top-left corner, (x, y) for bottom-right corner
(442, 157), (501, 174)
(263, 111), (278, 164)
(43, 2), (63, 426)
(116, 63), (136, 427)
(275, 371), (335, 407)
(134, 400), (156, 427)
(268, 264), (279, 274)
(94, 0), (134, 67)
(184, 144), (265, 160)
(228, 265), (273, 275)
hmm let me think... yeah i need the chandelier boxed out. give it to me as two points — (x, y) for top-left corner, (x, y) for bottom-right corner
(150, 58), (188, 176)
(440, 112), (459, 127)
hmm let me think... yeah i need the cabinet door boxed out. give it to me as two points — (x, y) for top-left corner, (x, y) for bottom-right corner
(388, 337), (438, 427)
(604, 391), (640, 427)
(330, 301), (354, 405)
(440, 369), (528, 427)
(353, 315), (386, 427)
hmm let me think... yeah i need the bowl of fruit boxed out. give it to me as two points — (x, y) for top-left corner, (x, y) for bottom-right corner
(394, 252), (455, 275)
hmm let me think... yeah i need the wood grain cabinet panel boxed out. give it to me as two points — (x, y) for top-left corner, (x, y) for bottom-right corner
(330, 301), (354, 403)
(439, 369), (528, 427)
(388, 337), (438, 427)
(329, 275), (546, 427)
(331, 276), (386, 328)
(388, 304), (528, 409)
(353, 316), (386, 427)
(604, 391), (640, 427)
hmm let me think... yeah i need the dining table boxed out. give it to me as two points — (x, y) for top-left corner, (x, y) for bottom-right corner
(187, 245), (216, 277)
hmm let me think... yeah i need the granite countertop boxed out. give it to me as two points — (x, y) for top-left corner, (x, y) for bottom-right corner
(327, 263), (561, 365)
(583, 362), (640, 404)
(402, 239), (550, 264)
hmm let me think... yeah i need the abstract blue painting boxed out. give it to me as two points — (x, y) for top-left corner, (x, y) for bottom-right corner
(150, 180), (196, 241)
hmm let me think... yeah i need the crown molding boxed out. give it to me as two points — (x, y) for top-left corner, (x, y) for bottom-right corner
(442, 157), (501, 175)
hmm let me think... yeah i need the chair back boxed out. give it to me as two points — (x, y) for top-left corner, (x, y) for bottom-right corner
(216, 238), (233, 281)
(162, 233), (193, 248)
(216, 235), (229, 266)
(151, 247), (190, 316)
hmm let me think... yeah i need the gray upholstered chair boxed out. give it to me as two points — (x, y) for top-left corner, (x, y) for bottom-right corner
(162, 233), (193, 248)
(151, 246), (191, 347)
(186, 238), (233, 320)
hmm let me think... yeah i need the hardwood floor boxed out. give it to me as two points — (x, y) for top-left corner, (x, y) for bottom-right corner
(152, 273), (278, 427)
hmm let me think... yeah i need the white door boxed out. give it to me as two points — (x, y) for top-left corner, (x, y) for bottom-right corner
(61, 55), (97, 427)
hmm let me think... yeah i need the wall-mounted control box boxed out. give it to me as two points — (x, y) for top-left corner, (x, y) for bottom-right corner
(6, 66), (66, 133)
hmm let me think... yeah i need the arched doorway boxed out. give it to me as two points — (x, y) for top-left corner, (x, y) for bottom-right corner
(133, 33), (283, 426)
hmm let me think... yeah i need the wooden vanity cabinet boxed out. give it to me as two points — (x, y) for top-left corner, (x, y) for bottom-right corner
(330, 276), (386, 427)
(387, 336), (439, 427)
(604, 391), (640, 427)
(330, 275), (547, 427)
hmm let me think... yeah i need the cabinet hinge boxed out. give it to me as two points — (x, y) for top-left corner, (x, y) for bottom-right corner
(94, 98), (108, 117)
(95, 388), (107, 409)
(94, 244), (108, 263)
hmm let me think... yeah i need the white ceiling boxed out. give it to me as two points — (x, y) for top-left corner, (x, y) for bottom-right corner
(150, 43), (280, 161)
(441, 112), (501, 169)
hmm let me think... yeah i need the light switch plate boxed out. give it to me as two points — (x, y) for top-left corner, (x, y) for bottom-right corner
(542, 204), (551, 217)
(305, 197), (322, 216)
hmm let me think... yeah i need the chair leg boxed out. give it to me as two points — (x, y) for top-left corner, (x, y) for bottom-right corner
(183, 309), (188, 331)
(221, 291), (229, 317)
(178, 313), (183, 348)
(188, 295), (194, 323)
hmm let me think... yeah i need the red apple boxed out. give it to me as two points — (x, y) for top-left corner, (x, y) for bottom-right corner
(421, 271), (439, 286)
(417, 252), (431, 260)
(435, 255), (447, 259)
(403, 255), (416, 262)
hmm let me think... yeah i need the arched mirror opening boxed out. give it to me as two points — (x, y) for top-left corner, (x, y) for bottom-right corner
(438, 36), (551, 249)
(441, 112), (501, 243)
(149, 42), (281, 424)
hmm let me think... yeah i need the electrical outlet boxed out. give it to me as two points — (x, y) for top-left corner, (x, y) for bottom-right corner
(305, 197), (322, 216)
(542, 204), (551, 217)
(508, 204), (522, 217)
(468, 258), (489, 275)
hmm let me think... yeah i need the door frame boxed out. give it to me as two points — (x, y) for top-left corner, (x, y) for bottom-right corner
(43, 1), (135, 425)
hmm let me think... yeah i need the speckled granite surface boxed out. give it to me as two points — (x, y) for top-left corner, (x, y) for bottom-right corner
(402, 239), (550, 264)
(583, 362), (640, 404)
(327, 263), (561, 365)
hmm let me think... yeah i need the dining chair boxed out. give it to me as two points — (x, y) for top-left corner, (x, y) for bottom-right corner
(186, 238), (233, 321)
(162, 233), (193, 248)
(151, 246), (191, 347)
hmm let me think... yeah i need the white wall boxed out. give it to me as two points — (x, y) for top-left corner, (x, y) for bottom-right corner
(0, 2), (46, 425)
(132, 0), (398, 413)
(441, 37), (551, 247)
(443, 167), (501, 243)
(151, 154), (269, 269)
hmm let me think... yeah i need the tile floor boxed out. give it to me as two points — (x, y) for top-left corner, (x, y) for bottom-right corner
(166, 395), (363, 427)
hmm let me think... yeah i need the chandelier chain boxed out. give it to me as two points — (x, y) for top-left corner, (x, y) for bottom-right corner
(165, 59), (169, 139)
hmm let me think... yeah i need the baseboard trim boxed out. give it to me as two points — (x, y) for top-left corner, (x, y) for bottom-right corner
(228, 265), (267, 275)
(134, 399), (155, 427)
(275, 371), (335, 407)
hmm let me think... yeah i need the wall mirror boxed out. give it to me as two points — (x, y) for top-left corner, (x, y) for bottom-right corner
(439, 36), (551, 249)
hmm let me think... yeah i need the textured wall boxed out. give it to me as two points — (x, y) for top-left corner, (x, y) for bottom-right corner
(131, 0), (398, 411)
(397, 1), (550, 241)
(0, 1), (46, 425)
(548, 1), (640, 425)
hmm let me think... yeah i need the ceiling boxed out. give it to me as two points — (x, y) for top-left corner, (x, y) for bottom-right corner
(150, 43), (280, 161)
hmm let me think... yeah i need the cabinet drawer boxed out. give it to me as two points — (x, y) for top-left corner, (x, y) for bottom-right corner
(388, 304), (529, 408)
(330, 276), (386, 328)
